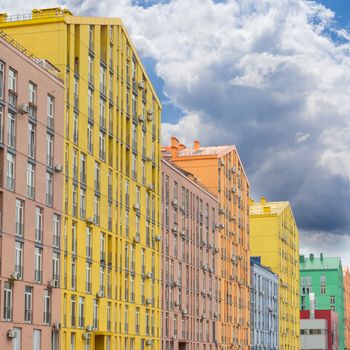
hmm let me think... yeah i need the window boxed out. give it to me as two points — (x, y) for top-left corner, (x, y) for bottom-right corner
(79, 153), (86, 185)
(46, 133), (54, 167)
(15, 199), (24, 236)
(78, 297), (85, 328)
(86, 263), (92, 293)
(7, 111), (15, 148)
(47, 94), (54, 129)
(99, 266), (105, 295)
(93, 299), (98, 329)
(35, 207), (43, 242)
(72, 185), (77, 217)
(89, 25), (94, 50)
(34, 247), (42, 283)
(99, 131), (106, 161)
(0, 61), (4, 99)
(87, 123), (93, 153)
(27, 163), (35, 198)
(28, 122), (36, 158)
(8, 68), (17, 107)
(100, 65), (106, 95)
(72, 222), (77, 255)
(3, 282), (12, 321)
(94, 195), (100, 225)
(6, 152), (15, 190)
(53, 214), (61, 248)
(71, 296), (76, 327)
(132, 154), (137, 180)
(80, 188), (86, 219)
(86, 227), (92, 259)
(24, 286), (33, 322)
(135, 307), (140, 334)
(94, 161), (100, 192)
(74, 77), (79, 110)
(306, 276), (312, 285)
(43, 289), (51, 325)
(320, 276), (326, 285)
(88, 56), (94, 85)
(15, 241), (23, 278)
(71, 258), (77, 290)
(0, 106), (4, 143)
(330, 296), (336, 304)
(73, 113), (78, 144)
(124, 305), (129, 333)
(28, 82), (37, 105)
(52, 252), (60, 285)
(46, 172), (53, 206)
(33, 329), (41, 350)
(99, 99), (106, 128)
(321, 285), (326, 295)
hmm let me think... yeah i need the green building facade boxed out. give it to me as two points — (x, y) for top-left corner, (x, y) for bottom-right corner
(300, 253), (345, 350)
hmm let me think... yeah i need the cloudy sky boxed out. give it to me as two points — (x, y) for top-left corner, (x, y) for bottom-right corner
(1, 0), (350, 264)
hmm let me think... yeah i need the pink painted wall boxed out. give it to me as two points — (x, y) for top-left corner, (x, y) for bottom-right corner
(0, 36), (64, 349)
(161, 158), (219, 350)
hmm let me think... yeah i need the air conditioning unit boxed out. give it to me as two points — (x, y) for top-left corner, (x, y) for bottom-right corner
(138, 80), (145, 89)
(48, 279), (58, 288)
(146, 272), (153, 279)
(232, 187), (236, 193)
(181, 231), (186, 238)
(155, 235), (161, 242)
(134, 203), (140, 211)
(133, 236), (140, 244)
(96, 291), (104, 298)
(231, 257), (237, 263)
(232, 166), (236, 173)
(146, 298), (152, 305)
(86, 325), (93, 332)
(7, 329), (17, 339)
(82, 333), (90, 340)
(172, 199), (178, 206)
(138, 114), (145, 122)
(201, 289), (206, 296)
(54, 164), (63, 173)
(10, 271), (21, 280)
(209, 267), (214, 273)
(147, 109), (154, 120)
(146, 339), (153, 346)
(172, 226), (178, 234)
(18, 103), (29, 114)
(86, 217), (94, 225)
(202, 264), (208, 271)
(147, 185), (154, 192)
(207, 291), (212, 297)
(52, 322), (61, 330)
(215, 224), (220, 229)
(182, 308), (187, 315)
(220, 224), (225, 229)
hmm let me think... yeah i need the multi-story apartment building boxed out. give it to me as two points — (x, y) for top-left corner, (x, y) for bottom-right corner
(300, 254), (345, 350)
(250, 257), (279, 350)
(0, 32), (64, 349)
(163, 138), (250, 350)
(250, 197), (300, 350)
(343, 266), (350, 350)
(161, 158), (219, 350)
(0, 7), (162, 350)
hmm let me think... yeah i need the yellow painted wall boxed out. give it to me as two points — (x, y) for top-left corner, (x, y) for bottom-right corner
(1, 8), (162, 350)
(250, 200), (300, 350)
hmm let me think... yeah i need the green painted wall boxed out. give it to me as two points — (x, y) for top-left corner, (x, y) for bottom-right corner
(300, 255), (345, 350)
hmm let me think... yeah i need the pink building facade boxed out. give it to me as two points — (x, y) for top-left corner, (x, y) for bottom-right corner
(0, 33), (64, 349)
(161, 158), (219, 350)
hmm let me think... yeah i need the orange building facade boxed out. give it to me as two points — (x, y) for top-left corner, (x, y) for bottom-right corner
(163, 137), (250, 350)
(344, 266), (350, 350)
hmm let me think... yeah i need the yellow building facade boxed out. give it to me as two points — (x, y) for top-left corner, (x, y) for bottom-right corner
(250, 198), (300, 350)
(0, 8), (162, 350)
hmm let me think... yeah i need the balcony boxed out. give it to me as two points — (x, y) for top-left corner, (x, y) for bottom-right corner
(43, 311), (51, 325)
(4, 307), (12, 321)
(8, 90), (17, 108)
(34, 269), (42, 283)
